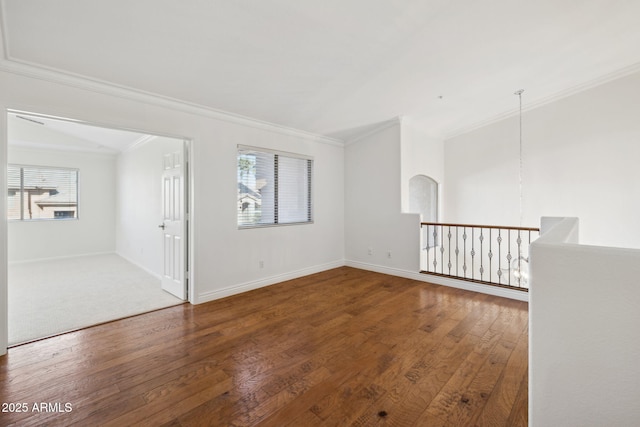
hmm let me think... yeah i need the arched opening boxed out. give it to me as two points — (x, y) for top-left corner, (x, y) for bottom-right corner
(409, 174), (438, 222)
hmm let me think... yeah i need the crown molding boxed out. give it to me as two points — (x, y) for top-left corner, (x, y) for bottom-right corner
(443, 60), (640, 140)
(0, 56), (344, 147)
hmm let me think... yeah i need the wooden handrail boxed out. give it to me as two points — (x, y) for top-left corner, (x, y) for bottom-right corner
(420, 222), (540, 232)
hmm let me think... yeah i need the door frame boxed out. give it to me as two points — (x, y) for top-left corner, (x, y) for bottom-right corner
(1, 108), (7, 355)
(1, 109), (196, 354)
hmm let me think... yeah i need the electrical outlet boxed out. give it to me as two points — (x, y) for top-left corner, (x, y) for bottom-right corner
(259, 260), (264, 268)
(368, 248), (373, 256)
(387, 251), (392, 259)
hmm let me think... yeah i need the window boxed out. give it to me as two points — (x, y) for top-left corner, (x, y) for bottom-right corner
(8, 165), (79, 220)
(237, 146), (313, 228)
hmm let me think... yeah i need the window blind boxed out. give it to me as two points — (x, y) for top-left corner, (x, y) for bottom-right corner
(7, 164), (79, 220)
(237, 147), (312, 228)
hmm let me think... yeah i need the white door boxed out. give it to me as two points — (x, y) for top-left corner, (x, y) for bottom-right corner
(160, 148), (187, 300)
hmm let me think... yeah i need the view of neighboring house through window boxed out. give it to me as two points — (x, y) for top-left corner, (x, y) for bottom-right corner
(237, 146), (313, 228)
(8, 165), (79, 220)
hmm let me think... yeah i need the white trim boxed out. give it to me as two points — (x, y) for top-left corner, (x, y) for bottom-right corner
(0, 58), (344, 147)
(345, 260), (529, 302)
(196, 260), (344, 304)
(0, 104), (7, 355)
(186, 139), (196, 304)
(7, 250), (116, 265)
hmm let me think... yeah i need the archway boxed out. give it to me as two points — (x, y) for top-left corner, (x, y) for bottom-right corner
(409, 174), (438, 222)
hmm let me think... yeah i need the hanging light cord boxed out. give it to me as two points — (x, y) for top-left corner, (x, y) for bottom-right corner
(515, 89), (524, 226)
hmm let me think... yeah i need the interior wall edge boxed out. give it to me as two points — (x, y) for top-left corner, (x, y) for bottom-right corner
(0, 104), (8, 355)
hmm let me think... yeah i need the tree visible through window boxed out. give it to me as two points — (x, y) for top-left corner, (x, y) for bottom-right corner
(237, 147), (313, 227)
(8, 165), (79, 220)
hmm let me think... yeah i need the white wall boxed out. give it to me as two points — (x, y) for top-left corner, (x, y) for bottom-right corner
(7, 146), (116, 262)
(343, 118), (528, 302)
(345, 120), (421, 272)
(444, 70), (640, 248)
(210, 126), (344, 300)
(400, 118), (445, 218)
(115, 136), (183, 277)
(530, 217), (640, 426)
(0, 68), (346, 353)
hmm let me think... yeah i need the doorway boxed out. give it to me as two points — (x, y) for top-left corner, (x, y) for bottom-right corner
(6, 111), (191, 345)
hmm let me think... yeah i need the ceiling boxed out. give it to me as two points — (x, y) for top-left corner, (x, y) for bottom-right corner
(2, 0), (640, 141)
(8, 112), (150, 153)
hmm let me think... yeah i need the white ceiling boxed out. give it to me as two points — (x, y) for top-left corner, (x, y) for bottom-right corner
(8, 112), (150, 153)
(2, 0), (640, 140)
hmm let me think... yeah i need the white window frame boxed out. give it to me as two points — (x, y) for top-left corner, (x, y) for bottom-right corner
(237, 145), (313, 229)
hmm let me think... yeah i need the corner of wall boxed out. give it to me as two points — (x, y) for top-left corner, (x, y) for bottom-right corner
(0, 107), (7, 355)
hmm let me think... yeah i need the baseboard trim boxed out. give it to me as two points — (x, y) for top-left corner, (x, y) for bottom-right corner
(345, 260), (529, 302)
(196, 259), (345, 304)
(194, 258), (528, 305)
(8, 251), (116, 265)
(115, 252), (162, 281)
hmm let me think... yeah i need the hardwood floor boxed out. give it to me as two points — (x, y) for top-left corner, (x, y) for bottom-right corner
(0, 267), (528, 426)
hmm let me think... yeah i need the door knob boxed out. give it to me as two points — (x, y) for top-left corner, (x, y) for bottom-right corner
(158, 224), (166, 230)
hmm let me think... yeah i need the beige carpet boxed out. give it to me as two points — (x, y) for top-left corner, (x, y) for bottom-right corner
(8, 253), (184, 346)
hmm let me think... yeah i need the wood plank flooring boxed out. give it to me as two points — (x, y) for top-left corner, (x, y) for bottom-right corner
(0, 267), (528, 426)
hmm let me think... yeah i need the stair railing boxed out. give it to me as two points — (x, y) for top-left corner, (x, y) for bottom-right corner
(420, 222), (540, 291)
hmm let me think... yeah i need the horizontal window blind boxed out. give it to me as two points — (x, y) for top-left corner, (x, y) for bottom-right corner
(8, 164), (79, 220)
(237, 147), (313, 228)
